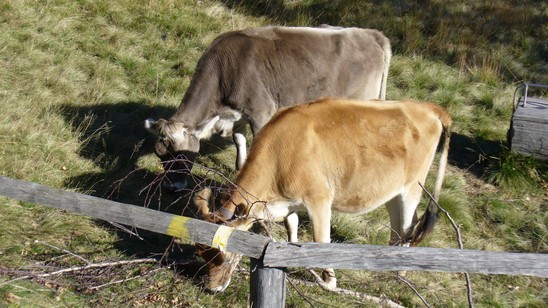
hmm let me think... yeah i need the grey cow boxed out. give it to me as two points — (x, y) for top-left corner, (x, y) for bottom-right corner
(145, 26), (391, 191)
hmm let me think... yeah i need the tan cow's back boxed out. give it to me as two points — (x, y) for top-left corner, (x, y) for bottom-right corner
(235, 99), (451, 214)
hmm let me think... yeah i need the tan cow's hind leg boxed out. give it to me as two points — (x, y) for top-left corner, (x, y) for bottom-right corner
(401, 185), (423, 243)
(385, 185), (423, 246)
(385, 195), (405, 246)
(386, 186), (423, 276)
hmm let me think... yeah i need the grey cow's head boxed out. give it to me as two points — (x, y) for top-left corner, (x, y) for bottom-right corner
(144, 116), (219, 191)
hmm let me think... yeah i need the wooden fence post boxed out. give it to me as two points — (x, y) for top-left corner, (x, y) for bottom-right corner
(249, 258), (286, 308)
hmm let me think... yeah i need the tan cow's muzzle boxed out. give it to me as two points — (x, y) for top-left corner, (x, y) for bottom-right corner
(195, 244), (242, 293)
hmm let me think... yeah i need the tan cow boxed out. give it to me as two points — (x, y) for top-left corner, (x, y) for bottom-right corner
(194, 99), (452, 292)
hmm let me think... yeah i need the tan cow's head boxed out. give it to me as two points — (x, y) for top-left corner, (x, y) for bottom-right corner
(193, 188), (244, 293)
(144, 117), (219, 191)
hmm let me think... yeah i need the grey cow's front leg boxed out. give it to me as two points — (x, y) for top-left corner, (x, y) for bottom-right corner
(232, 121), (248, 170)
(239, 103), (276, 169)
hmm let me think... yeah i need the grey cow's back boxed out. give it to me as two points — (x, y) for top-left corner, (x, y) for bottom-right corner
(207, 26), (391, 111)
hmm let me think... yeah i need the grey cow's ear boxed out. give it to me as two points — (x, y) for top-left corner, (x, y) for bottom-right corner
(144, 118), (159, 136)
(194, 116), (220, 139)
(219, 110), (242, 121)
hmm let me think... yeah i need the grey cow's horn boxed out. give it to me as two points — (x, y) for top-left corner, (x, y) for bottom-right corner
(144, 118), (158, 135)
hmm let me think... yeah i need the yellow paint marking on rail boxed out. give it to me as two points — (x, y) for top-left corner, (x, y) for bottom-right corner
(166, 216), (191, 240)
(212, 225), (234, 252)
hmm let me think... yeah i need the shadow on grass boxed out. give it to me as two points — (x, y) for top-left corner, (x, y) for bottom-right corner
(55, 99), (510, 287)
(58, 100), (233, 205)
(221, 0), (546, 83)
(58, 100), (167, 201)
(57, 100), (236, 284)
(448, 132), (504, 179)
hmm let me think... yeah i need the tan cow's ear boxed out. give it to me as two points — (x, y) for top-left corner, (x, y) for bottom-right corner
(195, 243), (225, 264)
(234, 203), (248, 217)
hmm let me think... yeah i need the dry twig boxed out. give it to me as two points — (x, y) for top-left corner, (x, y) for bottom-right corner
(285, 277), (324, 307)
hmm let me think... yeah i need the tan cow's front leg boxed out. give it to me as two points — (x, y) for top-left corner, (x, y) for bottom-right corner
(307, 198), (336, 290)
(284, 212), (299, 242)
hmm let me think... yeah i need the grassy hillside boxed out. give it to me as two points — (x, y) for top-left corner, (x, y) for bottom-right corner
(1, 0), (546, 307)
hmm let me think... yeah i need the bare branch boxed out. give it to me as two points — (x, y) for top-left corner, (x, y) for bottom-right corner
(108, 222), (144, 240)
(286, 277), (322, 307)
(0, 258), (158, 288)
(397, 273), (431, 308)
(306, 269), (405, 308)
(34, 240), (90, 265)
(418, 182), (474, 308)
(87, 267), (164, 290)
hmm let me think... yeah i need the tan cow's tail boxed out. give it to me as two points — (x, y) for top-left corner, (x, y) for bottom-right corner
(411, 106), (452, 245)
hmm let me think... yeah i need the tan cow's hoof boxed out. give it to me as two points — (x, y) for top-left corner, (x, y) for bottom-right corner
(322, 270), (337, 290)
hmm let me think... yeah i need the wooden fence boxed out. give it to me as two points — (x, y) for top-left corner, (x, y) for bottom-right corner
(1, 175), (547, 307)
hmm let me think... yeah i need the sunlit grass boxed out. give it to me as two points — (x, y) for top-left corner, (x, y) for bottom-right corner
(0, 0), (546, 307)
(488, 149), (546, 191)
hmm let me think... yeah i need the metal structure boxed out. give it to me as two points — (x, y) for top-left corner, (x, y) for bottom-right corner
(509, 83), (548, 160)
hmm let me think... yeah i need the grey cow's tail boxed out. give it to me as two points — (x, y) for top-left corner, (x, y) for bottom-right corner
(411, 106), (452, 246)
(372, 30), (392, 100)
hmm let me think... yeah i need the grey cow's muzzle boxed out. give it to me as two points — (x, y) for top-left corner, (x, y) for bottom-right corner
(160, 152), (197, 192)
(162, 177), (188, 192)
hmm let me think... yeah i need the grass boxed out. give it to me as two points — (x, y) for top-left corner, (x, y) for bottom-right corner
(1, 0), (547, 307)
(488, 148), (547, 191)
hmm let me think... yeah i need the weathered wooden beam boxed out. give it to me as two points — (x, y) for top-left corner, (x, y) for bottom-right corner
(249, 258), (286, 308)
(263, 242), (548, 278)
(2, 176), (548, 278)
(0, 176), (270, 259)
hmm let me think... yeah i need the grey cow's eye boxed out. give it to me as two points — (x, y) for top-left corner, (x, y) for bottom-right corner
(158, 136), (167, 142)
(183, 130), (198, 140)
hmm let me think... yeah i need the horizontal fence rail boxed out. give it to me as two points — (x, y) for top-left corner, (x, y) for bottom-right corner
(0, 176), (270, 259)
(264, 242), (548, 278)
(1, 175), (547, 279)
